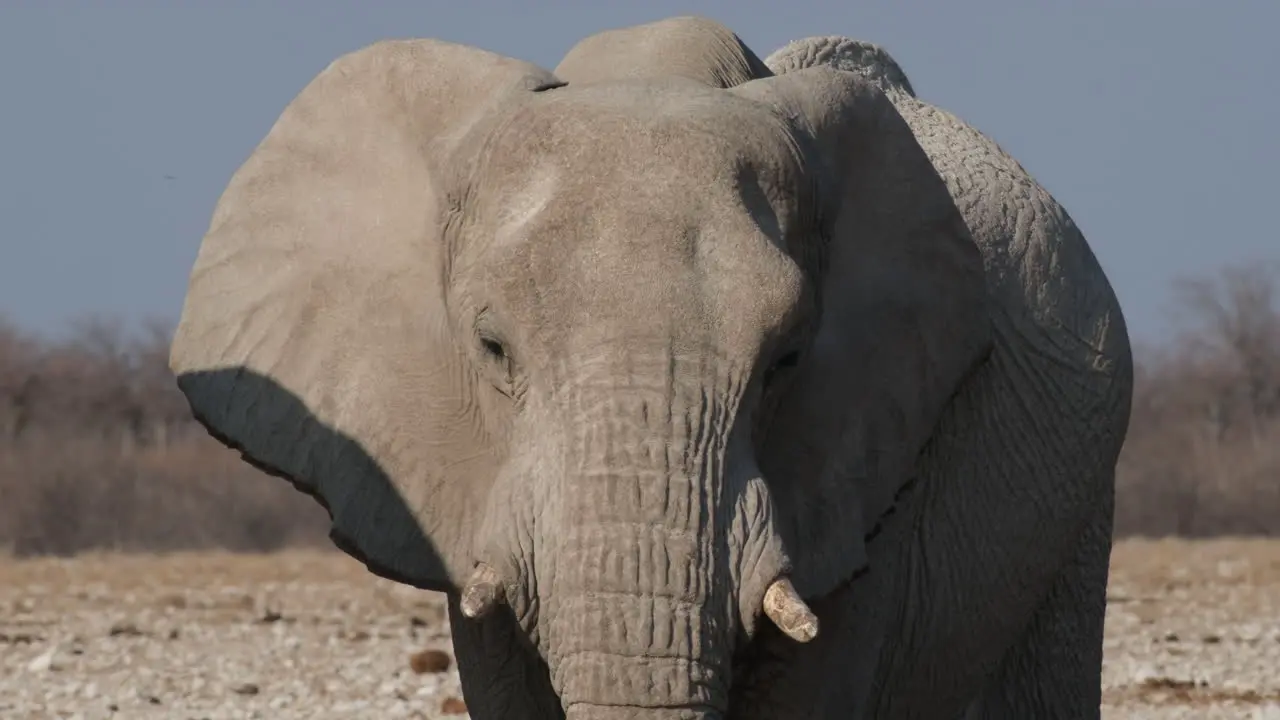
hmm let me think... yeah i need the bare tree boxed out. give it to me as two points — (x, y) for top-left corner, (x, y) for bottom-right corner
(1171, 262), (1280, 434)
(0, 316), (39, 442)
(1116, 260), (1280, 536)
(0, 314), (331, 555)
(131, 317), (193, 449)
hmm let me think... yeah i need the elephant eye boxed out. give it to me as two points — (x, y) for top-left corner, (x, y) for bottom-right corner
(477, 333), (517, 398)
(480, 336), (507, 361)
(763, 350), (801, 390)
(774, 350), (801, 370)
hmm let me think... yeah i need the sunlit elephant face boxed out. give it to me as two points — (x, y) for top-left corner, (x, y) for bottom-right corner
(170, 19), (989, 719)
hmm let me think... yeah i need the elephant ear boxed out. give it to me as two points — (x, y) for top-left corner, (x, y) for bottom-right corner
(169, 40), (562, 592)
(554, 15), (771, 88)
(732, 68), (992, 597)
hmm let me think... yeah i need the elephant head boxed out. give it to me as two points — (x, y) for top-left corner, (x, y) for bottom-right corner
(170, 17), (989, 719)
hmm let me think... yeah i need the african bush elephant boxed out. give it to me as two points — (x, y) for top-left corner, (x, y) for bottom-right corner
(169, 15), (1132, 720)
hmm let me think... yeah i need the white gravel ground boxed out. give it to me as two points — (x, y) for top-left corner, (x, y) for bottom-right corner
(2, 539), (1278, 719)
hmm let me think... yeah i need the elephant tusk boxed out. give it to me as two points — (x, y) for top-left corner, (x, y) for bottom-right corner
(460, 562), (506, 619)
(762, 577), (819, 643)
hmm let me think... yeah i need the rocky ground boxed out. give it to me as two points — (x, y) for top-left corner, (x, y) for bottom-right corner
(1101, 539), (1280, 719)
(1, 539), (1278, 719)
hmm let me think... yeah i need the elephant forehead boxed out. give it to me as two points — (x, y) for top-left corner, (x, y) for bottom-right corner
(478, 79), (804, 210)
(471, 81), (808, 273)
(466, 85), (809, 354)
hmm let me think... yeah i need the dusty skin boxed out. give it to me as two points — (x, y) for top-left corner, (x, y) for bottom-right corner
(1, 539), (1277, 720)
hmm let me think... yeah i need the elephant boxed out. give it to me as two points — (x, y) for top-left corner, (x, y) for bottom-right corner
(169, 15), (1132, 720)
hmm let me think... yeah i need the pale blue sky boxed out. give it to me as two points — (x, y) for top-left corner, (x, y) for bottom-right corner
(1, 1), (1275, 345)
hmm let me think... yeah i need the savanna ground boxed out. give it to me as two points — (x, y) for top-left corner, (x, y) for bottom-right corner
(1, 539), (1278, 719)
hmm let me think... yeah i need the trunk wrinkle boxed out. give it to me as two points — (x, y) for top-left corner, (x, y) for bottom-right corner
(535, 348), (793, 718)
(545, 351), (742, 714)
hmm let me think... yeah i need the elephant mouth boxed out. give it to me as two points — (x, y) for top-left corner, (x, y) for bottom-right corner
(460, 563), (819, 644)
(861, 472), (921, 546)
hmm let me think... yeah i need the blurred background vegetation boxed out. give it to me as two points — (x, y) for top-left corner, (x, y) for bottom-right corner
(1, 261), (1277, 556)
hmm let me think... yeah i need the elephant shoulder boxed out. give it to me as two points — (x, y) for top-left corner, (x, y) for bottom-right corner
(892, 97), (1068, 276)
(894, 96), (1133, 414)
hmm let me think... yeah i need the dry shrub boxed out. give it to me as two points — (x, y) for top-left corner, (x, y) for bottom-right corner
(0, 316), (329, 556)
(0, 435), (328, 556)
(0, 259), (1277, 556)
(1115, 262), (1280, 537)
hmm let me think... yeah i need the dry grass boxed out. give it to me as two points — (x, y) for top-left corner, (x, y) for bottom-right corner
(1, 540), (1278, 719)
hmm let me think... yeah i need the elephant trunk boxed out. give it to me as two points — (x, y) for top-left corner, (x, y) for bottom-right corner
(545, 358), (745, 718)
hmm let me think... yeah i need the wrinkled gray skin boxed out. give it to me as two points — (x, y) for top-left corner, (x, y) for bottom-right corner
(169, 16), (1131, 720)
